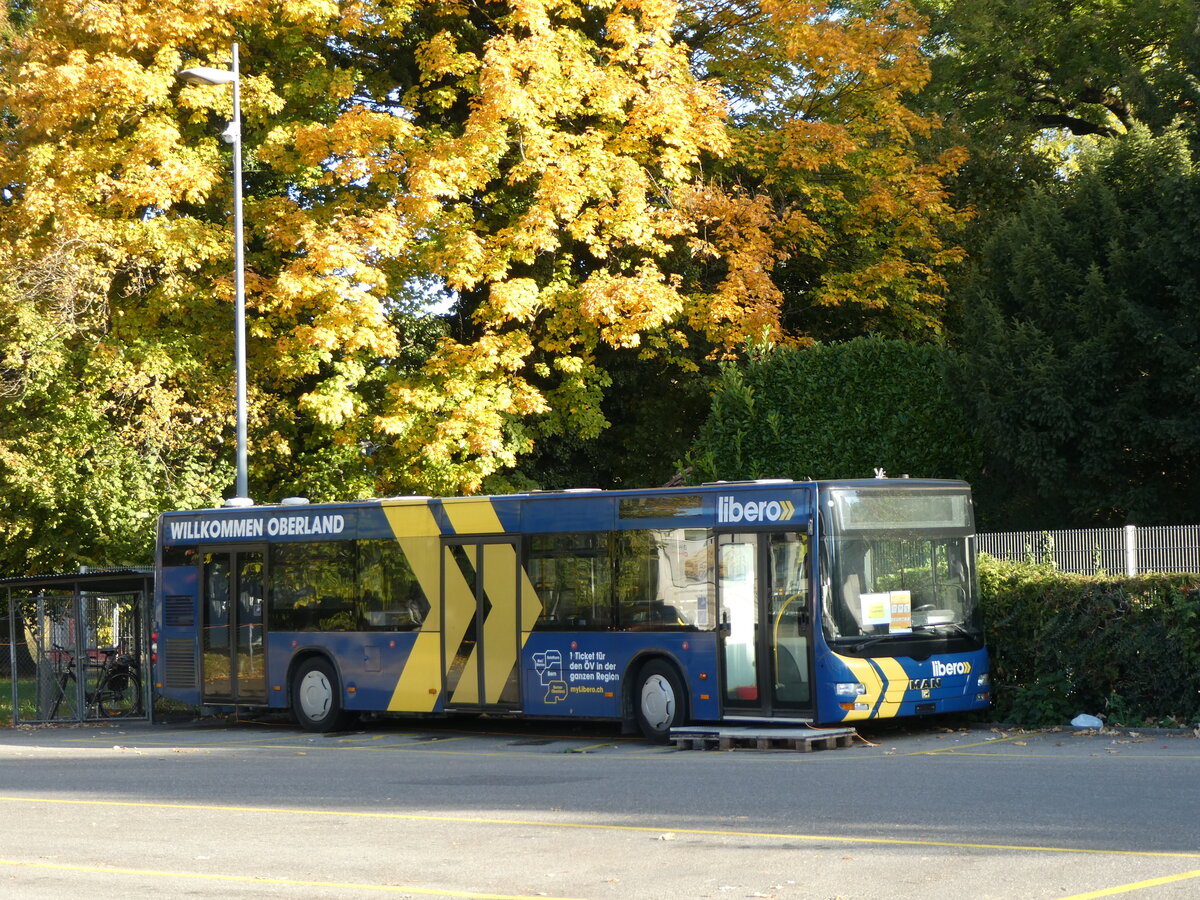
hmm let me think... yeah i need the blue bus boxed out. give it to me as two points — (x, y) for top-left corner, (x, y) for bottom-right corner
(153, 478), (989, 738)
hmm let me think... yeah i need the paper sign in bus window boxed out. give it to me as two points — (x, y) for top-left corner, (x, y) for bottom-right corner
(889, 590), (912, 634)
(860, 592), (891, 626)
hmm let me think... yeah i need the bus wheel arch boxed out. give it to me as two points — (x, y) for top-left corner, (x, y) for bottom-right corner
(628, 655), (688, 743)
(289, 653), (355, 733)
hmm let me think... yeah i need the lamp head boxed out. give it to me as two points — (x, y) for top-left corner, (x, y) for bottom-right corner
(177, 66), (236, 86)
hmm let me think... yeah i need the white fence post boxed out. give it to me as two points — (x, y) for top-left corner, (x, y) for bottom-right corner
(1125, 524), (1138, 577)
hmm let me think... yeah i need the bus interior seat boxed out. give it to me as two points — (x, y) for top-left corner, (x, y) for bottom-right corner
(841, 572), (865, 633)
(650, 603), (682, 624)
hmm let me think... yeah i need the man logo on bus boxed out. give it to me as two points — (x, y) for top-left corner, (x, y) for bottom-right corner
(718, 496), (796, 524)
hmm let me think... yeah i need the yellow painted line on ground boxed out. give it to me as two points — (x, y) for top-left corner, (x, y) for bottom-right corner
(566, 741), (625, 753)
(55, 733), (474, 752)
(40, 735), (665, 760)
(364, 735), (471, 748)
(255, 741), (579, 761)
(333, 734), (391, 744)
(35, 730), (1200, 764)
(2, 795), (1197, 861)
(903, 733), (1037, 754)
(59, 734), (292, 749)
(0, 858), (584, 899)
(1059, 868), (1200, 898)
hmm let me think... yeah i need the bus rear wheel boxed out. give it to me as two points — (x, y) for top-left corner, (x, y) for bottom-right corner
(635, 659), (686, 743)
(291, 657), (354, 733)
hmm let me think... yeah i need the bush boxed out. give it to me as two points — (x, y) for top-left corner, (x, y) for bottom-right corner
(979, 554), (1200, 727)
(684, 336), (981, 483)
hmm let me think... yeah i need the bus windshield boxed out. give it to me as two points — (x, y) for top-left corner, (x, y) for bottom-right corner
(821, 487), (984, 648)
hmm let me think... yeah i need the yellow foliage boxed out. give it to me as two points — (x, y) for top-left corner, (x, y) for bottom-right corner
(0, 0), (965, 498)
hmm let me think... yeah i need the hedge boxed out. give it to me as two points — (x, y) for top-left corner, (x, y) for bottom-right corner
(979, 555), (1200, 727)
(685, 337), (980, 485)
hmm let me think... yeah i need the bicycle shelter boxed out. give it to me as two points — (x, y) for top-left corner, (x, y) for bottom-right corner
(0, 569), (152, 725)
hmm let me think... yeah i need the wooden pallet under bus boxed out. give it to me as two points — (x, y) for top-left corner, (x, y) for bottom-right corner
(670, 725), (857, 752)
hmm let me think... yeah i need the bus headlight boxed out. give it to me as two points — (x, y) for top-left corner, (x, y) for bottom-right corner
(976, 673), (990, 689)
(835, 682), (866, 698)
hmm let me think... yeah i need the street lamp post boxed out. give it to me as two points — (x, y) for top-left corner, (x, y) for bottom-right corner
(177, 43), (251, 507)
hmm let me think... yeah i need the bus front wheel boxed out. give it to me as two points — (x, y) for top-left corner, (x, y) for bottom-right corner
(635, 659), (686, 743)
(291, 657), (354, 733)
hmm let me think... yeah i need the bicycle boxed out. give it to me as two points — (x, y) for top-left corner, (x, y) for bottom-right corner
(48, 645), (143, 719)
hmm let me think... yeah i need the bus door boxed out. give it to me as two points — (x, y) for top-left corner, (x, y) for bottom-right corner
(441, 538), (522, 710)
(717, 532), (814, 719)
(200, 546), (267, 704)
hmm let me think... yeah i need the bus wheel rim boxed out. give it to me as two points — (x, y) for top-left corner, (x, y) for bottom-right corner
(640, 674), (674, 730)
(299, 670), (332, 721)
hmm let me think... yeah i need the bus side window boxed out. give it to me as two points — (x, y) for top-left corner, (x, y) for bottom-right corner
(358, 538), (431, 631)
(615, 530), (711, 631)
(615, 532), (652, 629)
(526, 534), (612, 631)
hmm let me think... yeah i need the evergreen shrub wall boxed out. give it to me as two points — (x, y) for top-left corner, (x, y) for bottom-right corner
(686, 337), (980, 484)
(979, 555), (1200, 727)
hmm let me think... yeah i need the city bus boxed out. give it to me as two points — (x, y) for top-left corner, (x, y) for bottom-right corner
(153, 477), (990, 739)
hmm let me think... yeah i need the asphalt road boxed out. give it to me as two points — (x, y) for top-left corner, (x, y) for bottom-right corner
(0, 714), (1197, 898)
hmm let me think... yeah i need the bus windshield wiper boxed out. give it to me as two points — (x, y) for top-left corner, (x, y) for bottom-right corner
(912, 622), (972, 638)
(848, 629), (949, 652)
(848, 634), (913, 652)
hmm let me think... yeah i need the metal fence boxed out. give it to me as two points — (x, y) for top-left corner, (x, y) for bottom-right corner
(977, 524), (1200, 576)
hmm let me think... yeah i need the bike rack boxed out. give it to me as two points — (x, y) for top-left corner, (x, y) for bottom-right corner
(1, 570), (152, 725)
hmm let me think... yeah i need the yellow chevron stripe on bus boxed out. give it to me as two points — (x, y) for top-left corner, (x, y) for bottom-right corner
(832, 654), (883, 722)
(383, 503), (443, 713)
(443, 545), (481, 704)
(443, 498), (505, 535)
(831, 653), (910, 721)
(873, 657), (909, 718)
(481, 543), (519, 703)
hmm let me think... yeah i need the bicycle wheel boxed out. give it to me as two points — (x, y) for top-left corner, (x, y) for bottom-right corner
(97, 670), (142, 717)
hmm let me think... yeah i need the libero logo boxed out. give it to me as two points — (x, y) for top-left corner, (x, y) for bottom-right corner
(718, 496), (796, 524)
(931, 660), (972, 677)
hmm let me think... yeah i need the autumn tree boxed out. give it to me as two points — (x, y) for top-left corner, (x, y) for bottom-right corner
(0, 0), (424, 571)
(513, 0), (972, 486)
(0, 0), (737, 515)
(0, 240), (228, 573)
(680, 0), (968, 342)
(358, 0), (749, 494)
(0, 0), (968, 568)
